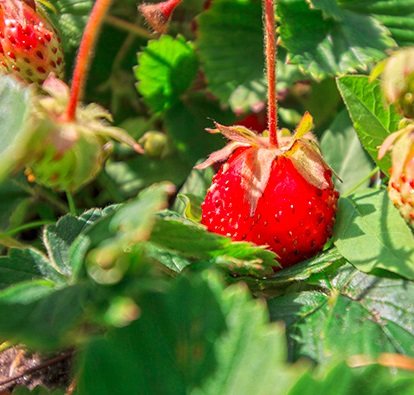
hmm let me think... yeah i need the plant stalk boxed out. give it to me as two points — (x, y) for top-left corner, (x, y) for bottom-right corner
(264, 0), (278, 147)
(63, 0), (114, 122)
(343, 167), (380, 197)
(105, 14), (152, 39)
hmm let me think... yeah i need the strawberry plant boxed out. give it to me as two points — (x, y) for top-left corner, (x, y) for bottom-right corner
(0, 0), (414, 393)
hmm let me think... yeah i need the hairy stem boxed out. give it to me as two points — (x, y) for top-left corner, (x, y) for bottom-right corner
(264, 0), (278, 147)
(63, 0), (114, 122)
(66, 191), (77, 215)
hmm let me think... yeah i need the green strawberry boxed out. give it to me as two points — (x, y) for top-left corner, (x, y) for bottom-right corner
(25, 74), (143, 192)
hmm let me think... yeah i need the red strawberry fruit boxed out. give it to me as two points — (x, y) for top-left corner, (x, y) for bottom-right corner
(197, 113), (339, 268)
(0, 0), (64, 84)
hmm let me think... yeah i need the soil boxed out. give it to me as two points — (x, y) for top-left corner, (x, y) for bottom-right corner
(0, 346), (73, 394)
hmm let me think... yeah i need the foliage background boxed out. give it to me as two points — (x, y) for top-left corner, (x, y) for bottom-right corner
(1, 0), (414, 393)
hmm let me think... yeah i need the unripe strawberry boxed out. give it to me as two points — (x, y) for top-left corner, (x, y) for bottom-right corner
(0, 0), (65, 84)
(197, 113), (339, 268)
(379, 125), (414, 228)
(379, 48), (414, 118)
(24, 74), (142, 192)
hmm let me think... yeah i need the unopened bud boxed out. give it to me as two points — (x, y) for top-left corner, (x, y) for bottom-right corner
(138, 0), (183, 34)
(381, 48), (414, 118)
(139, 131), (171, 158)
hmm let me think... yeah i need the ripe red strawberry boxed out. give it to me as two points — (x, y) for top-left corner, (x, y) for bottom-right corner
(379, 125), (414, 228)
(0, 0), (64, 84)
(197, 113), (339, 268)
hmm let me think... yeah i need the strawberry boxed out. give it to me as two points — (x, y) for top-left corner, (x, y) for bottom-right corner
(22, 74), (143, 193)
(0, 0), (65, 84)
(196, 113), (339, 268)
(379, 125), (414, 228)
(237, 109), (267, 133)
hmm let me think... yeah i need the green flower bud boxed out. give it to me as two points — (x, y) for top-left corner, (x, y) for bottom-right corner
(381, 48), (414, 118)
(139, 131), (172, 159)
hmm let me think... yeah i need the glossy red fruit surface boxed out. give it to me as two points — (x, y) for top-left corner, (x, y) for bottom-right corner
(201, 146), (339, 267)
(0, 0), (65, 84)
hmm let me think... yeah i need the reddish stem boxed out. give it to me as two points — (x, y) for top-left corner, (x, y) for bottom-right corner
(264, 0), (278, 147)
(62, 0), (114, 122)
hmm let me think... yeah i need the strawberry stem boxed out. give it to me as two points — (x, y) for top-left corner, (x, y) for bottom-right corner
(264, 0), (278, 147)
(63, 0), (114, 122)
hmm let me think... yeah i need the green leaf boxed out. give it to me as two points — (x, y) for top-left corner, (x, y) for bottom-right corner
(0, 76), (33, 181)
(288, 361), (414, 395)
(68, 183), (174, 280)
(0, 283), (90, 349)
(43, 208), (114, 276)
(172, 164), (215, 215)
(144, 243), (192, 273)
(344, 0), (414, 46)
(334, 189), (414, 279)
(77, 272), (297, 395)
(12, 386), (65, 395)
(149, 214), (277, 276)
(196, 0), (265, 112)
(177, 193), (203, 222)
(308, 0), (343, 20)
(164, 94), (235, 165)
(320, 110), (374, 194)
(231, 248), (346, 296)
(337, 75), (402, 174)
(268, 263), (414, 364)
(0, 176), (32, 231)
(193, 283), (298, 395)
(278, 0), (396, 79)
(53, 0), (94, 52)
(136, 35), (198, 113)
(0, 280), (56, 304)
(0, 248), (65, 290)
(104, 154), (191, 199)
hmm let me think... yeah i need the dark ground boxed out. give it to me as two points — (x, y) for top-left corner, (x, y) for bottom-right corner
(0, 346), (73, 394)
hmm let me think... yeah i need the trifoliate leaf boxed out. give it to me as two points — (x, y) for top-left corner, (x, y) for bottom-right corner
(337, 75), (402, 175)
(334, 189), (414, 279)
(268, 263), (414, 364)
(278, 0), (396, 79)
(77, 272), (299, 395)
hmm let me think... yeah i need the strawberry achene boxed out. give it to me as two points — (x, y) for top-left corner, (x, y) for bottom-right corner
(0, 0), (64, 84)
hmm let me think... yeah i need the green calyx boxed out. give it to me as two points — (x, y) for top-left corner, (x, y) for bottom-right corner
(196, 112), (337, 215)
(25, 75), (143, 193)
